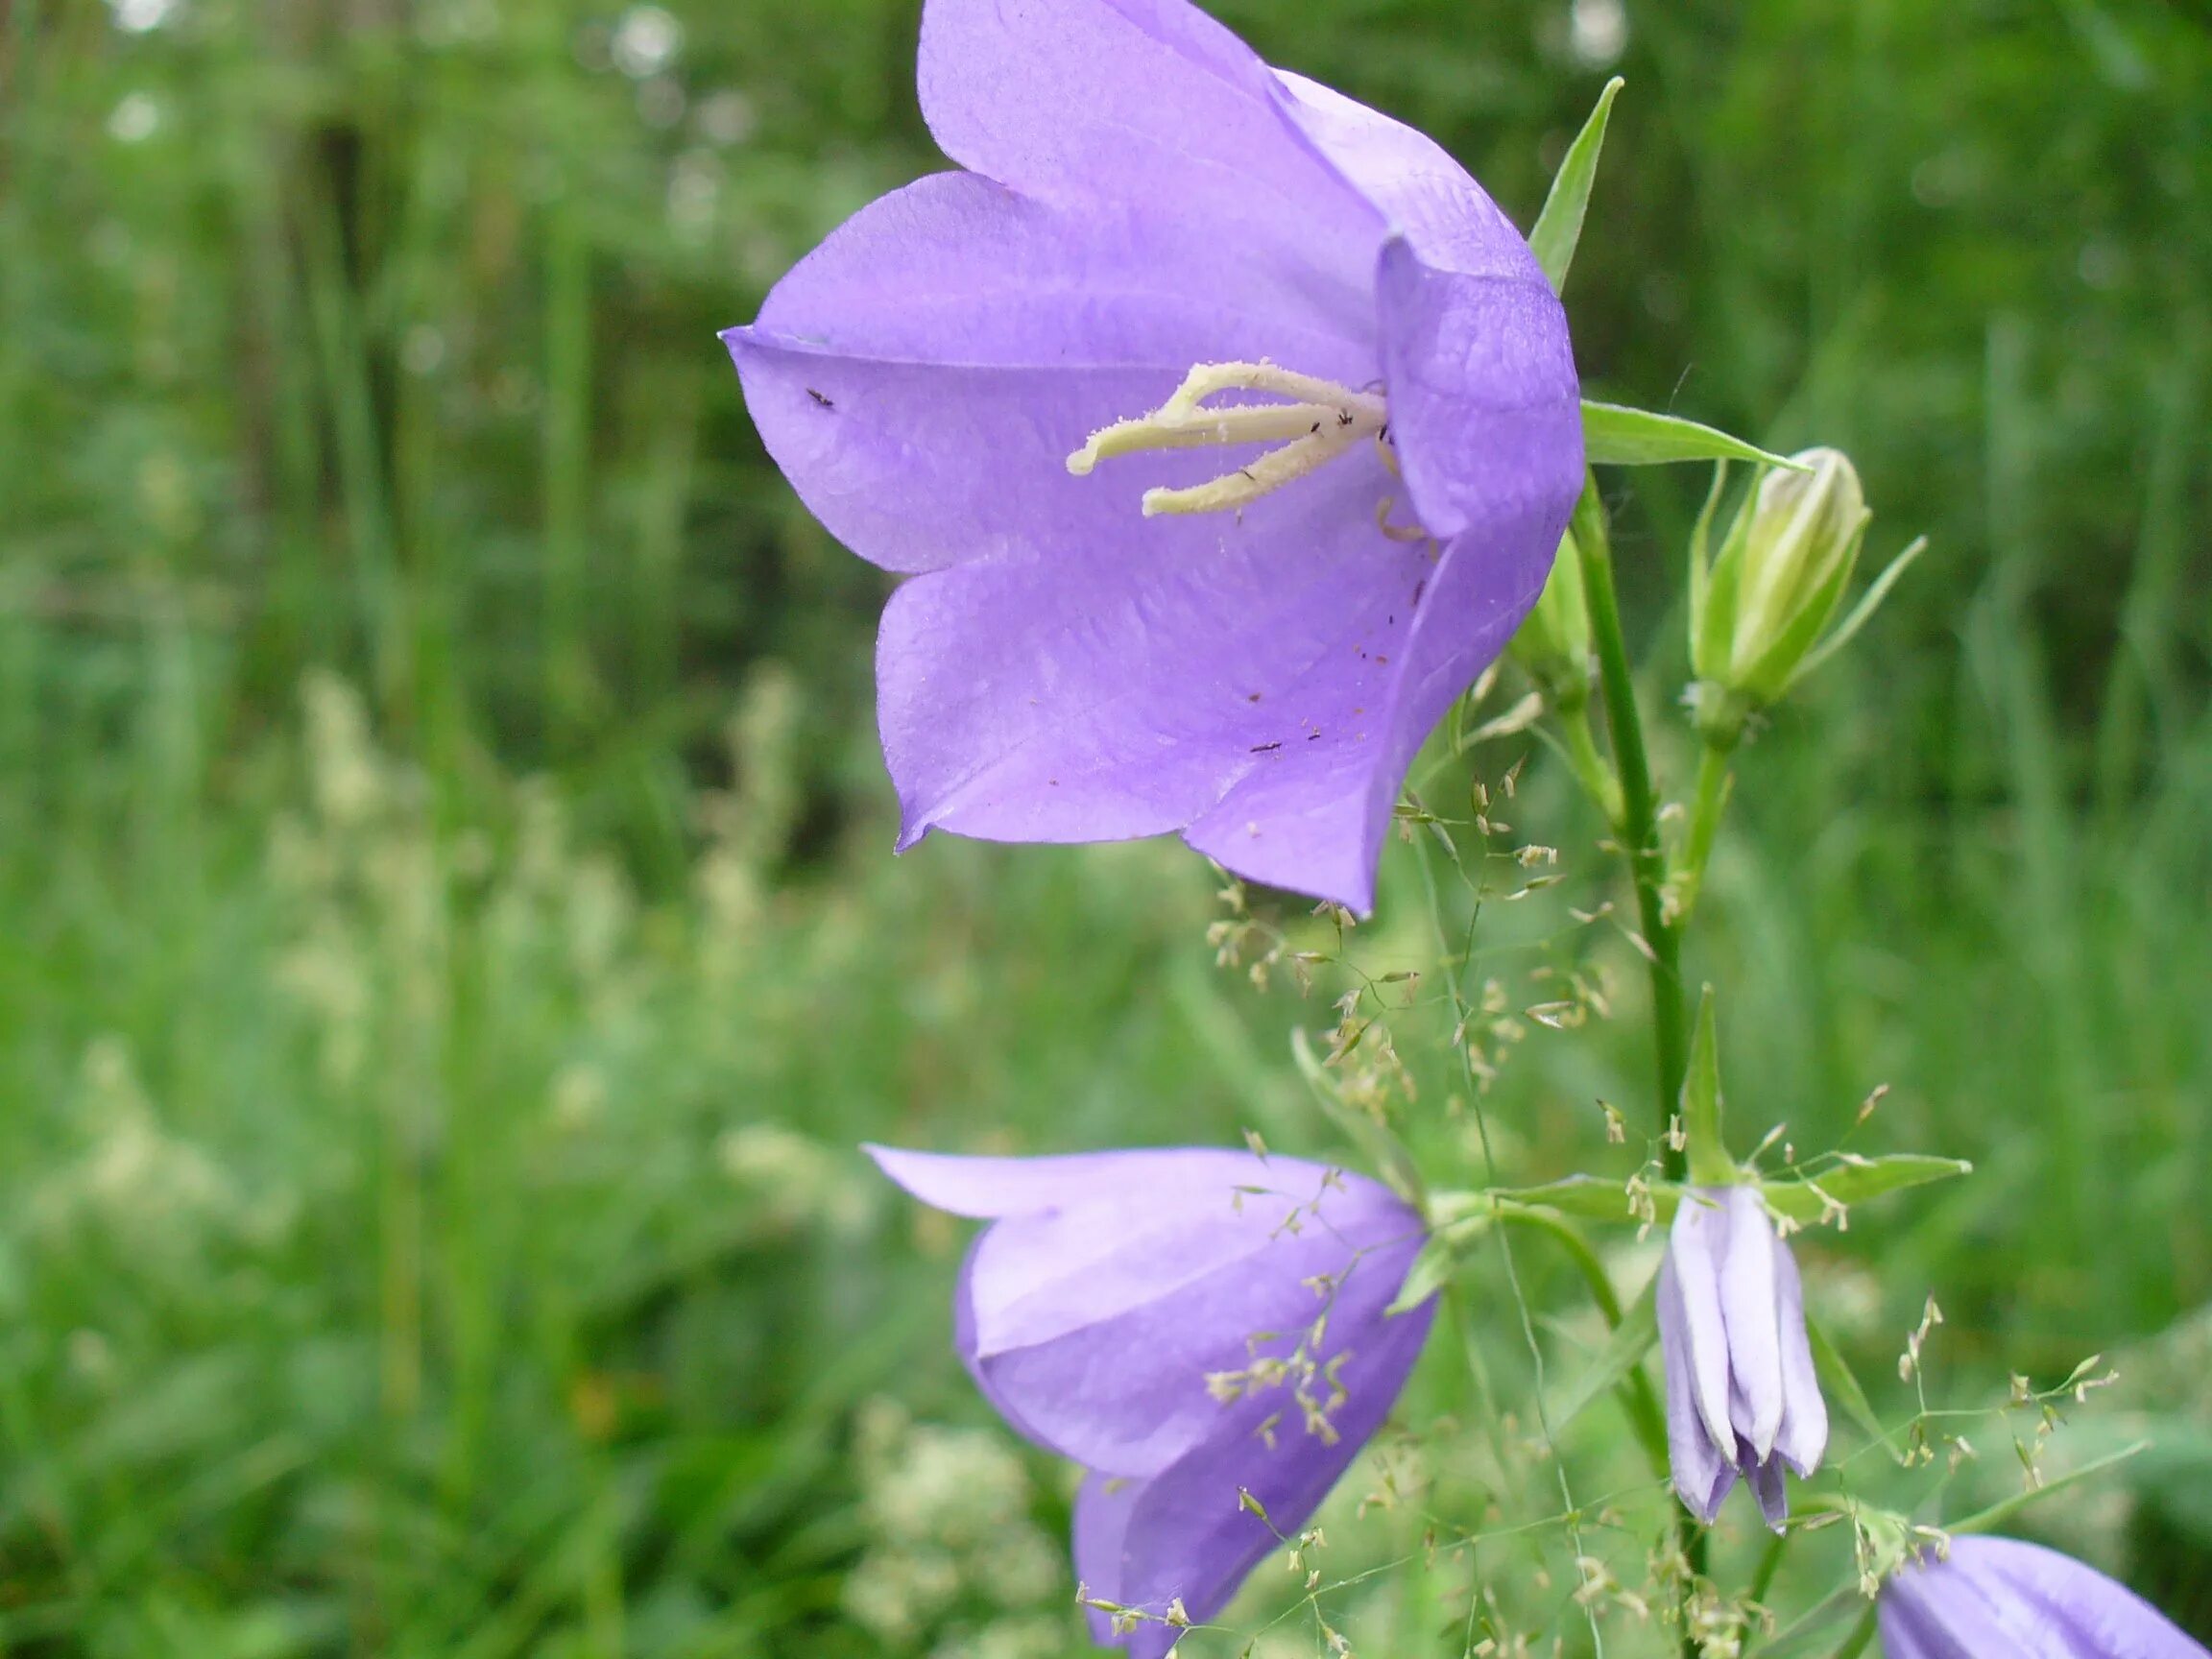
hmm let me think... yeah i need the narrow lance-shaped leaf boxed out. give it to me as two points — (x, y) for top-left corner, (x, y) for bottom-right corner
(1759, 1153), (1974, 1224)
(1686, 460), (1732, 671)
(1545, 1272), (1660, 1434)
(1786, 535), (1930, 690)
(1583, 400), (1798, 469)
(1806, 1313), (1893, 1455)
(1681, 985), (1734, 1184)
(1527, 77), (1623, 295)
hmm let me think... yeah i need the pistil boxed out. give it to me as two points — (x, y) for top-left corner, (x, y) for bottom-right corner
(1067, 362), (1389, 518)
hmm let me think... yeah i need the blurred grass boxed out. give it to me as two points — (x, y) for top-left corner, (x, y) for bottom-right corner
(0, 0), (2207, 1653)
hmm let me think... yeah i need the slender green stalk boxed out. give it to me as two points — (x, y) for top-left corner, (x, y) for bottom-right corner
(1569, 472), (1708, 1649)
(1672, 741), (1736, 923)
(1570, 476), (1692, 1164)
(1554, 702), (1628, 828)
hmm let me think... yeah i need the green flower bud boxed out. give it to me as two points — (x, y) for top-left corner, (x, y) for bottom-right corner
(1690, 447), (1904, 745)
(1508, 527), (1594, 712)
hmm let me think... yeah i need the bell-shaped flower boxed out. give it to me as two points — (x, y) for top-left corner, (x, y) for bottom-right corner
(1656, 1184), (1827, 1527)
(1881, 1535), (2208, 1659)
(725, 0), (1584, 912)
(867, 1143), (1435, 1659)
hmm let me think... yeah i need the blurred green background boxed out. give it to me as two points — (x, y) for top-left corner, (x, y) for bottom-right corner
(2, 0), (2208, 1653)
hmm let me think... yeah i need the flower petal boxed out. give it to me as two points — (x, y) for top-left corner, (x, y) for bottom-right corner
(1770, 1238), (1829, 1478)
(1885, 1543), (2082, 1659)
(1268, 69), (1535, 282)
(726, 170), (1373, 576)
(963, 1173), (1424, 1474)
(865, 1142), (1266, 1219)
(877, 458), (1442, 910)
(1070, 1294), (1438, 1651)
(1374, 236), (1583, 545)
(1961, 1537), (2209, 1659)
(1667, 1190), (1740, 1458)
(915, 0), (1376, 306)
(1657, 1254), (1735, 1523)
(1743, 1446), (1788, 1531)
(1718, 1187), (1785, 1460)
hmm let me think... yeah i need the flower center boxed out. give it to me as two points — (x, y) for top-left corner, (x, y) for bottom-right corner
(1066, 361), (1390, 518)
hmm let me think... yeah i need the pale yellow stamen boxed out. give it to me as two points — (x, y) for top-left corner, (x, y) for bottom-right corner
(1067, 361), (1389, 518)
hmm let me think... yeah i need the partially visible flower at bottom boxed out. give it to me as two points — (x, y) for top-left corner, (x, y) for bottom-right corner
(1881, 1535), (2208, 1659)
(1656, 1185), (1827, 1528)
(867, 1144), (1435, 1659)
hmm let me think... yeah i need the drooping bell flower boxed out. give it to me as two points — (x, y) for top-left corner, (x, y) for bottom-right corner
(1881, 1535), (2209, 1659)
(725, 0), (1584, 912)
(867, 1144), (1435, 1659)
(1656, 1184), (1827, 1528)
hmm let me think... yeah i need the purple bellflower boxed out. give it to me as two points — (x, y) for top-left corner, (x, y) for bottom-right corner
(867, 1144), (1435, 1659)
(1656, 1185), (1827, 1528)
(725, 0), (1584, 913)
(1882, 1536), (2209, 1659)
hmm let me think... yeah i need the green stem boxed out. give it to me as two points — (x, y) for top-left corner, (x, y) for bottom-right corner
(1571, 473), (1707, 1648)
(1554, 702), (1628, 828)
(1672, 740), (1735, 924)
(1571, 477), (1691, 1166)
(1829, 1606), (1879, 1659)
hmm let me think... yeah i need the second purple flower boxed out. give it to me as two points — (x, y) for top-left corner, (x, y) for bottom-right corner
(726, 0), (1584, 912)
(868, 1143), (1435, 1659)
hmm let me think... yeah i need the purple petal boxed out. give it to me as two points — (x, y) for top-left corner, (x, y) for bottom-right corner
(878, 1146), (1426, 1476)
(1374, 236), (1583, 547)
(1770, 1238), (1828, 1478)
(1884, 1543), (2082, 1659)
(1267, 70), (1534, 282)
(1960, 1537), (2210, 1659)
(875, 460), (1442, 910)
(915, 0), (1376, 313)
(1667, 1190), (1739, 1458)
(964, 1192), (1420, 1475)
(1717, 1187), (1785, 1461)
(1743, 1445), (1788, 1531)
(865, 1142), (1268, 1219)
(1070, 1294), (1438, 1656)
(1879, 1587), (1980, 1659)
(725, 170), (1372, 577)
(1656, 1255), (1734, 1523)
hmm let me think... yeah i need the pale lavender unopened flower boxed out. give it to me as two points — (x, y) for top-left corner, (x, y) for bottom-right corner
(1882, 1536), (2209, 1659)
(724, 0), (1583, 912)
(867, 1144), (1435, 1659)
(1656, 1185), (1827, 1527)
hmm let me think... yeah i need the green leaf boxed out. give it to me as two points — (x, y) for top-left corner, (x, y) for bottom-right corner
(1582, 400), (1797, 469)
(1760, 1153), (1973, 1223)
(1387, 1231), (1466, 1316)
(1528, 78), (1623, 295)
(1288, 1027), (1426, 1207)
(1787, 534), (1929, 689)
(1682, 986), (1733, 1184)
(1806, 1314), (1893, 1455)
(1544, 1272), (1658, 1434)
(1488, 1173), (1644, 1223)
(1686, 461), (1731, 672)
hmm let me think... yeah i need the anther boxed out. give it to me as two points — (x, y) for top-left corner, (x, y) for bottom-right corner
(1068, 361), (1390, 518)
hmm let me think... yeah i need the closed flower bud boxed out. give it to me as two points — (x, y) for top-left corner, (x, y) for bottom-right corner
(1508, 529), (1594, 712)
(1689, 447), (1878, 744)
(1881, 1535), (2208, 1658)
(1656, 1185), (1827, 1528)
